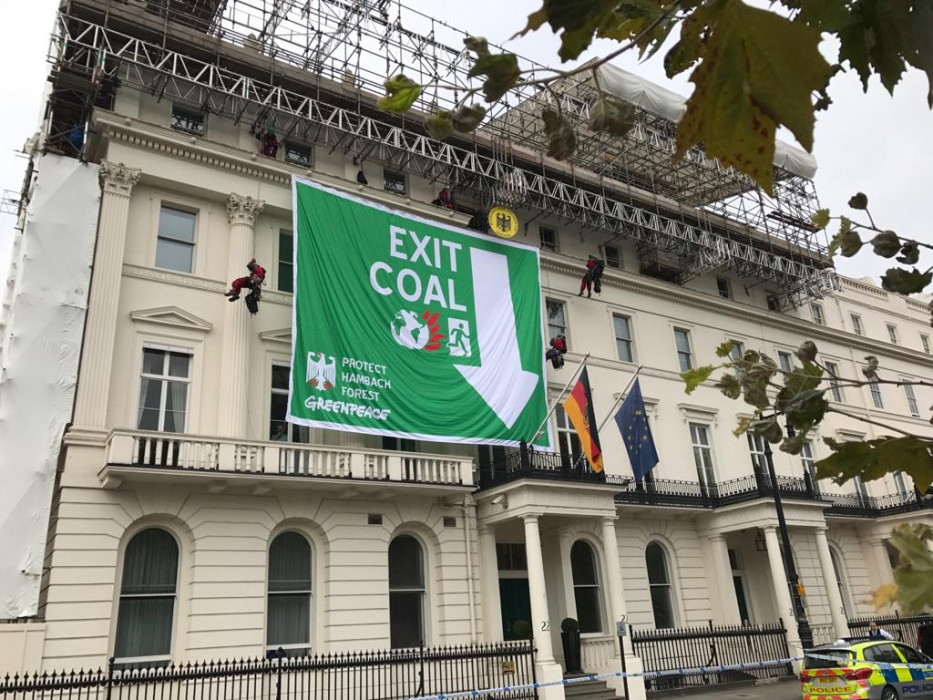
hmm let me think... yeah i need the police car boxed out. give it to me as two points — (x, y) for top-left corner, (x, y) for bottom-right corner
(802, 639), (933, 699)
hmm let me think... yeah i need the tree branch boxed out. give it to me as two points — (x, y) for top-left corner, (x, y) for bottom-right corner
(826, 407), (918, 437)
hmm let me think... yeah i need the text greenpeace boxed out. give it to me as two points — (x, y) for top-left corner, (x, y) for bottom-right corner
(288, 178), (551, 448)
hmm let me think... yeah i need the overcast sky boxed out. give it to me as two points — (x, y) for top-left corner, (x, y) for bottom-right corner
(1, 1), (930, 283)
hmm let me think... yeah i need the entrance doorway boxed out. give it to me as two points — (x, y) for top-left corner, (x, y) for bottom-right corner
(499, 578), (532, 640)
(730, 548), (753, 624)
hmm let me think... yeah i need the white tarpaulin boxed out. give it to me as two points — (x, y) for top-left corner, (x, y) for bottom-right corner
(598, 64), (819, 179)
(0, 154), (100, 619)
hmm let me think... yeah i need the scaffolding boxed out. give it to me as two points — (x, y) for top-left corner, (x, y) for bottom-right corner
(44, 0), (834, 306)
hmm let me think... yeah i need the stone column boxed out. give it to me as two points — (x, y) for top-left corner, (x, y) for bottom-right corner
(477, 526), (503, 642)
(601, 517), (647, 700)
(558, 530), (577, 622)
(763, 526), (801, 652)
(869, 538), (894, 587)
(708, 534), (741, 624)
(522, 514), (564, 700)
(71, 161), (141, 437)
(814, 528), (849, 639)
(217, 194), (264, 438)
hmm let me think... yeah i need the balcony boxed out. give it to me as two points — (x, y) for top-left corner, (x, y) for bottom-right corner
(100, 430), (475, 496)
(478, 444), (629, 488)
(825, 490), (931, 518)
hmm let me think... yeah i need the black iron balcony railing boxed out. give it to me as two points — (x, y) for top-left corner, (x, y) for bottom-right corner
(478, 443), (629, 488)
(824, 489), (931, 518)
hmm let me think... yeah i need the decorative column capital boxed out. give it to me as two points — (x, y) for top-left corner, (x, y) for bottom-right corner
(707, 533), (725, 543)
(601, 516), (617, 528)
(521, 513), (540, 525)
(99, 161), (141, 197)
(226, 193), (265, 226)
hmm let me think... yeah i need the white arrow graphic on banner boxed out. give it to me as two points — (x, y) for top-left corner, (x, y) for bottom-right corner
(455, 248), (539, 429)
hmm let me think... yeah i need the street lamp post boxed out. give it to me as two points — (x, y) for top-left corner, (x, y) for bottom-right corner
(761, 430), (814, 651)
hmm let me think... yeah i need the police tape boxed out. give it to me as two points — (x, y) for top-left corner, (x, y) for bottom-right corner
(403, 653), (933, 700)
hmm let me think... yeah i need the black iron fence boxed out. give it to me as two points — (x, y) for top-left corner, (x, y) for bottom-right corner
(847, 612), (933, 645)
(479, 442), (628, 488)
(0, 643), (537, 700)
(616, 470), (819, 509)
(631, 621), (793, 692)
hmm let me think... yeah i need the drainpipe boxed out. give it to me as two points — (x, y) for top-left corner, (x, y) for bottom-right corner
(461, 495), (478, 643)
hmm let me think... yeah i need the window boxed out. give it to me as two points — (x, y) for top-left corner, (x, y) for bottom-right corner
(766, 293), (781, 312)
(284, 142), (312, 167)
(864, 644), (902, 664)
(674, 328), (693, 372)
(904, 382), (920, 417)
(777, 351), (793, 373)
(850, 314), (864, 336)
(853, 475), (869, 501)
(613, 314), (635, 363)
(388, 535), (425, 649)
(828, 547), (851, 618)
(801, 441), (819, 495)
(496, 543), (527, 571)
(869, 380), (884, 409)
(383, 170), (407, 195)
(277, 229), (294, 293)
(716, 276), (731, 299)
(604, 244), (621, 269)
(893, 471), (908, 494)
(689, 423), (715, 486)
(270, 363), (309, 442)
(137, 349), (191, 432)
(170, 104), (204, 135)
(556, 403), (584, 470)
(893, 644), (927, 664)
(824, 361), (844, 402)
(571, 541), (603, 633)
(747, 433), (768, 473)
(887, 324), (899, 344)
(646, 543), (676, 629)
(539, 226), (558, 252)
(922, 334), (931, 354)
(884, 541), (900, 571)
(114, 528), (179, 666)
(810, 303), (824, 325)
(729, 341), (745, 362)
(546, 298), (566, 340)
(155, 206), (196, 273)
(267, 532), (312, 655)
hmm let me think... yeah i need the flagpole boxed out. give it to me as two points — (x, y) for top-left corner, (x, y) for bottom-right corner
(529, 352), (591, 445)
(597, 364), (643, 433)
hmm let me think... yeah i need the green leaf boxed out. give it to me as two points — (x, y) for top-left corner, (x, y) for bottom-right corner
(828, 222), (862, 258)
(468, 53), (521, 103)
(876, 437), (933, 491)
(515, 0), (620, 62)
(716, 340), (736, 359)
(905, 2), (933, 108)
(791, 0), (853, 33)
(377, 74), (422, 114)
(837, 0), (911, 95)
(785, 392), (828, 432)
(889, 524), (933, 614)
(871, 230), (901, 258)
(450, 105), (487, 133)
(733, 415), (753, 438)
(664, 8), (706, 78)
(848, 192), (869, 209)
(714, 374), (741, 400)
(752, 418), (783, 444)
(542, 108), (577, 160)
(674, 0), (832, 194)
(463, 36), (490, 57)
(817, 436), (933, 491)
(742, 383), (770, 410)
(681, 365), (716, 394)
(811, 209), (830, 230)
(795, 341), (818, 364)
(897, 242), (920, 266)
(588, 96), (636, 138)
(425, 111), (453, 141)
(598, 1), (675, 60)
(780, 430), (809, 455)
(881, 268), (933, 295)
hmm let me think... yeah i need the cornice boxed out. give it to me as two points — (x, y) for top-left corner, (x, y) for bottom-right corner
(541, 254), (933, 367)
(123, 263), (225, 292)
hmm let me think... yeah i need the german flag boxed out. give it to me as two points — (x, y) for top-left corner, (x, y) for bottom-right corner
(562, 368), (603, 473)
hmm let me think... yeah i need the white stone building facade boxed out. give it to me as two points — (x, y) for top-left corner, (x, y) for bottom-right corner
(1, 2), (932, 698)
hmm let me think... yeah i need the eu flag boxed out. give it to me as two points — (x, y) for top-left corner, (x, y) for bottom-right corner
(614, 378), (659, 481)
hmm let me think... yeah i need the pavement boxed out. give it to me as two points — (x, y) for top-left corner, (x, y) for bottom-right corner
(648, 678), (801, 700)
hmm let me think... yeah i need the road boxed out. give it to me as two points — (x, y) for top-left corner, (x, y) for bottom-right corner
(650, 679), (801, 700)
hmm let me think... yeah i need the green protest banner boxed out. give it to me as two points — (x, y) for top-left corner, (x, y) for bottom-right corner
(289, 178), (551, 448)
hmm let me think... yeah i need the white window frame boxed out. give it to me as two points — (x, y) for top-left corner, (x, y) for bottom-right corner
(155, 204), (198, 274)
(266, 531), (313, 656)
(270, 361), (310, 443)
(546, 297), (567, 341)
(921, 334), (931, 355)
(570, 540), (604, 635)
(850, 314), (864, 336)
(777, 351), (793, 373)
(539, 225), (559, 252)
(603, 243), (622, 269)
(810, 303), (824, 325)
(388, 534), (428, 649)
(902, 380), (920, 417)
(170, 103), (205, 135)
(869, 380), (884, 410)
(673, 327), (693, 372)
(746, 433), (768, 473)
(645, 542), (678, 629)
(137, 347), (192, 433)
(277, 228), (294, 293)
(887, 324), (899, 345)
(283, 141), (313, 167)
(383, 169), (408, 195)
(689, 422), (716, 486)
(801, 441), (819, 494)
(893, 471), (908, 494)
(716, 276), (731, 299)
(613, 313), (635, 363)
(824, 361), (844, 403)
(828, 545), (853, 619)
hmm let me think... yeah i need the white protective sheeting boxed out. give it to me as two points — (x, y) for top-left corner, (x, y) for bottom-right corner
(0, 155), (100, 619)
(597, 64), (819, 179)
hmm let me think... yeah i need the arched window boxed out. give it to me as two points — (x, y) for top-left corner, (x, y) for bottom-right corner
(646, 542), (676, 629)
(571, 541), (602, 633)
(267, 532), (312, 655)
(389, 535), (425, 648)
(114, 528), (179, 666)
(828, 546), (852, 618)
